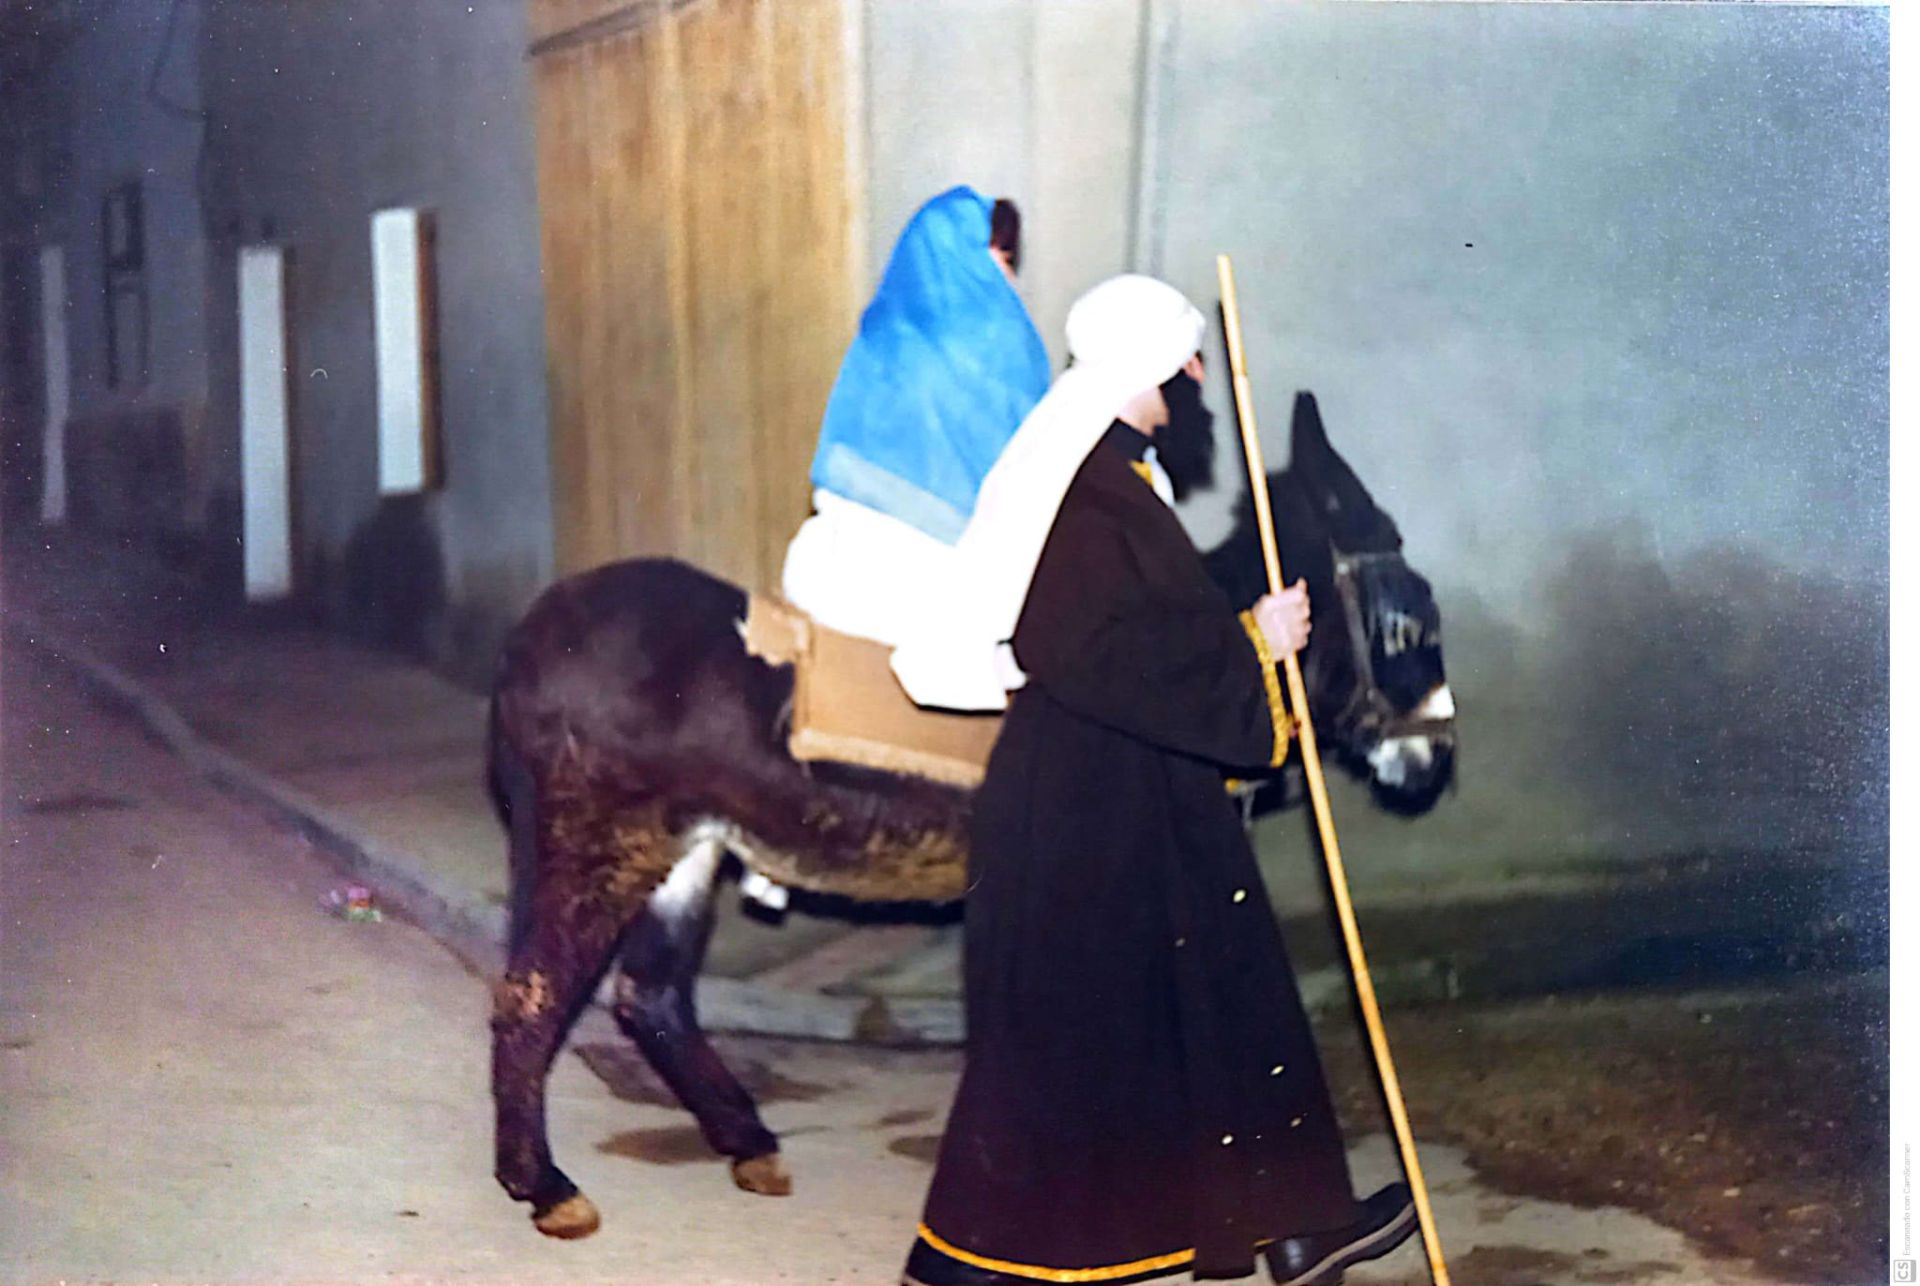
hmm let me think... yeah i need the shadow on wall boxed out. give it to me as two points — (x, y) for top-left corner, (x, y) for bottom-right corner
(436, 558), (545, 691)
(322, 499), (528, 690)
(1534, 526), (1886, 861)
(195, 486), (522, 689)
(1263, 524), (1887, 899)
(322, 495), (449, 665)
(66, 407), (194, 544)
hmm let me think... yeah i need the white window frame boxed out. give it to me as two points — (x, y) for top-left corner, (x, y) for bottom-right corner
(370, 207), (438, 495)
(238, 245), (293, 600)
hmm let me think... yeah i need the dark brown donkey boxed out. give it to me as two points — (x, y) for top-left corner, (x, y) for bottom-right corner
(488, 393), (1458, 1237)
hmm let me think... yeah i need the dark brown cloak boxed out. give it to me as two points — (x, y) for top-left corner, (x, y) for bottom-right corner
(920, 424), (1363, 1282)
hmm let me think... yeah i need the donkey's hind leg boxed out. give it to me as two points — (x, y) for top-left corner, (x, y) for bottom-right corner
(491, 818), (657, 1239)
(613, 831), (792, 1196)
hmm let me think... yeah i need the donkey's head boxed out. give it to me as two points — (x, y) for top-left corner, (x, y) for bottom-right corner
(1204, 393), (1456, 815)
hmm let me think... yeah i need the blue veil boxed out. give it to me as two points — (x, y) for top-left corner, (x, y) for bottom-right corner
(809, 186), (1053, 544)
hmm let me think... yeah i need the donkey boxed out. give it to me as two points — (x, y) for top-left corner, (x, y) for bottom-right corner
(487, 392), (1457, 1238)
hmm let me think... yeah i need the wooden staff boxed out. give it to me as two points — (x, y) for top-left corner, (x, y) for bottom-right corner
(1216, 254), (1451, 1286)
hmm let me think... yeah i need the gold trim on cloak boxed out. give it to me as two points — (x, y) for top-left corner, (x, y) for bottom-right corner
(1238, 609), (1294, 769)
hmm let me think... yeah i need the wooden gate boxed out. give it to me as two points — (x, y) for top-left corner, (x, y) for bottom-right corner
(529, 0), (856, 588)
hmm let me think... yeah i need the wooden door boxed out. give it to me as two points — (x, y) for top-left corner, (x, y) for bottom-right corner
(529, 0), (855, 590)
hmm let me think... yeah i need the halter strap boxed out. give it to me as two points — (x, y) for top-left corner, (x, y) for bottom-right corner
(1327, 547), (1453, 741)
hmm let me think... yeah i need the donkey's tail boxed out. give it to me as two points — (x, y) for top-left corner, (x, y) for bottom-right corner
(486, 694), (542, 957)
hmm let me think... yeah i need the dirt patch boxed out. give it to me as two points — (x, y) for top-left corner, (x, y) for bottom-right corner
(1574, 1258), (1684, 1283)
(1409, 1245), (1682, 1285)
(1318, 973), (1886, 1285)
(1447, 1246), (1583, 1284)
(1273, 850), (1883, 996)
(575, 1040), (840, 1110)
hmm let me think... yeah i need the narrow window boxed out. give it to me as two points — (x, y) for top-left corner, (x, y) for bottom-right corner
(102, 180), (148, 390)
(238, 245), (292, 599)
(39, 246), (70, 524)
(370, 208), (440, 494)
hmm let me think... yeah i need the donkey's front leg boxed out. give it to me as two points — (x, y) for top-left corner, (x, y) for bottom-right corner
(614, 835), (791, 1196)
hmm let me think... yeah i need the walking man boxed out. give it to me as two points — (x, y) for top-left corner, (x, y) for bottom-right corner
(898, 276), (1417, 1286)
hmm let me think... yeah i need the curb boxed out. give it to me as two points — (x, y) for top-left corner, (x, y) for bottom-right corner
(21, 624), (512, 979)
(18, 620), (966, 1044)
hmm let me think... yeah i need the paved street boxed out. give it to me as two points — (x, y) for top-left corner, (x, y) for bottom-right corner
(1, 640), (1791, 1284)
(0, 640), (953, 1284)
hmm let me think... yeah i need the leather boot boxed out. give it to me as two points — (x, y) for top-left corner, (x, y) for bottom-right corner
(1265, 1183), (1417, 1286)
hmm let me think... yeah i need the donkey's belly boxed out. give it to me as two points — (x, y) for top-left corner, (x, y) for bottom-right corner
(684, 814), (971, 906)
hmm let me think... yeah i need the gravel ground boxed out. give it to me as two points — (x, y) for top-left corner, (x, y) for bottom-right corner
(1315, 973), (1887, 1285)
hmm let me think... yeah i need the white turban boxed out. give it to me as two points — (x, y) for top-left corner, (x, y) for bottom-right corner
(1064, 273), (1208, 387)
(890, 274), (1207, 711)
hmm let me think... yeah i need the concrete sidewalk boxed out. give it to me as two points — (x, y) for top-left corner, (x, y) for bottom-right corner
(5, 531), (1882, 1047)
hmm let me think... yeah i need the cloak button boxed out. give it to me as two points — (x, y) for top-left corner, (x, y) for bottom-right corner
(1175, 936), (1187, 948)
(1271, 1064), (1285, 1076)
(1290, 1117), (1304, 1128)
(1232, 889), (1248, 903)
(1221, 1134), (1234, 1146)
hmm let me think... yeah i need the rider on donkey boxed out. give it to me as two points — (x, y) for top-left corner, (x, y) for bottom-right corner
(894, 275), (1419, 1286)
(782, 186), (1051, 646)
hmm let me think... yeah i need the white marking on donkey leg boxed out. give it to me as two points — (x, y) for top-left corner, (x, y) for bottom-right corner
(598, 825), (726, 1011)
(646, 821), (794, 1198)
(650, 823), (729, 917)
(663, 817), (789, 912)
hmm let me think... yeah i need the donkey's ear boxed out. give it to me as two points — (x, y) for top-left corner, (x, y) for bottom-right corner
(1290, 392), (1347, 494)
(1289, 391), (1400, 550)
(1290, 391), (1331, 462)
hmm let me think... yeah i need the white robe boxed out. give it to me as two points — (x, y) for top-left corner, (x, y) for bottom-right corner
(889, 274), (1207, 711)
(781, 490), (952, 646)
(782, 491), (1030, 695)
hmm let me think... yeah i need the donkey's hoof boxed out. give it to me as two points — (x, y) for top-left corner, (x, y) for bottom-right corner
(533, 1193), (602, 1239)
(732, 1152), (792, 1196)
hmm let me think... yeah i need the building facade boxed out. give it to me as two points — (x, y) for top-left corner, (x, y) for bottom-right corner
(2, 0), (1889, 890)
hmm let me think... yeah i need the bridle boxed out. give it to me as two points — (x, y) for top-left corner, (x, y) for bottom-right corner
(1229, 542), (1454, 823)
(1327, 547), (1455, 744)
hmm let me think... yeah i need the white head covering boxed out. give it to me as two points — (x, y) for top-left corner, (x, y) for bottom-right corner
(1062, 273), (1209, 388)
(890, 274), (1207, 710)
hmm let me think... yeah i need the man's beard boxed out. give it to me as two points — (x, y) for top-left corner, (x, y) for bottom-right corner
(1155, 369), (1216, 501)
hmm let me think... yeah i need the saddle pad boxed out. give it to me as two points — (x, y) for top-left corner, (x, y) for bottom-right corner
(743, 594), (1001, 788)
